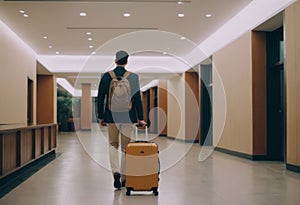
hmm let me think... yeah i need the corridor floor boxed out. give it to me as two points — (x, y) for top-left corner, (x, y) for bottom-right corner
(1, 127), (300, 205)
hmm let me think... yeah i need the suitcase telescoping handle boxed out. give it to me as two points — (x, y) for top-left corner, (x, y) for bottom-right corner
(135, 124), (148, 141)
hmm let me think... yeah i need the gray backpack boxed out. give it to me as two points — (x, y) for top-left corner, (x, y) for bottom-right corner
(108, 71), (132, 112)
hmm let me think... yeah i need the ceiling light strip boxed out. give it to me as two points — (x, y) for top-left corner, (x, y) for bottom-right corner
(67, 27), (159, 30)
(4, 0), (191, 3)
(199, 0), (297, 58)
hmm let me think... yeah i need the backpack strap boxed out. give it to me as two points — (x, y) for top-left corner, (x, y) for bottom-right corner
(108, 70), (131, 79)
(122, 71), (131, 79)
(108, 71), (117, 79)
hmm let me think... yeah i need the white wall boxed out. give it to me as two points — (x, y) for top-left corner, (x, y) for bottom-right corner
(0, 20), (37, 124)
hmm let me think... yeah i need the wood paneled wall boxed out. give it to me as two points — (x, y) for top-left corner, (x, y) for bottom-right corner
(81, 84), (92, 130)
(142, 91), (149, 124)
(213, 32), (253, 155)
(286, 2), (300, 169)
(167, 73), (201, 142)
(185, 72), (200, 141)
(149, 88), (156, 133)
(0, 132), (18, 175)
(158, 80), (168, 135)
(20, 129), (33, 165)
(212, 31), (280, 158)
(0, 124), (57, 178)
(35, 128), (43, 157)
(252, 31), (267, 156)
(37, 75), (55, 124)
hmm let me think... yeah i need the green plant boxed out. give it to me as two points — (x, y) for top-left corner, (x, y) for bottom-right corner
(57, 88), (72, 131)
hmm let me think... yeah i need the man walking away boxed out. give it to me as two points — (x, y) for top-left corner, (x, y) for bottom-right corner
(97, 50), (146, 189)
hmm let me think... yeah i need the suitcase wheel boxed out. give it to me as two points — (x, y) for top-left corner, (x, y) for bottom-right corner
(126, 187), (132, 196)
(152, 187), (159, 196)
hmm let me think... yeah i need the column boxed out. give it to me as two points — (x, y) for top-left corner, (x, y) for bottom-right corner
(158, 80), (168, 136)
(80, 84), (92, 130)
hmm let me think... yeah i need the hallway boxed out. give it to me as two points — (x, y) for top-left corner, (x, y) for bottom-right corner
(1, 129), (300, 205)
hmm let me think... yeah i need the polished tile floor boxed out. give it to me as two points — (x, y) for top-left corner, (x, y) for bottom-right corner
(1, 126), (300, 205)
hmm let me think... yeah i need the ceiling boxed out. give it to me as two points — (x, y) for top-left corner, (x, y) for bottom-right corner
(0, 0), (295, 94)
(0, 0), (252, 55)
(254, 11), (283, 32)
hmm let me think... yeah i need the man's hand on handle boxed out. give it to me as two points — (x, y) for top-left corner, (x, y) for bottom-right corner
(137, 120), (147, 128)
(99, 119), (107, 126)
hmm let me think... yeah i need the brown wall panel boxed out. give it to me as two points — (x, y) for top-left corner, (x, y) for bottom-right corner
(158, 80), (168, 135)
(80, 84), (92, 130)
(0, 124), (57, 178)
(185, 72), (200, 141)
(43, 127), (50, 153)
(20, 130), (33, 165)
(2, 132), (17, 175)
(35, 128), (43, 157)
(37, 75), (54, 124)
(252, 31), (267, 155)
(149, 88), (156, 133)
(51, 125), (57, 149)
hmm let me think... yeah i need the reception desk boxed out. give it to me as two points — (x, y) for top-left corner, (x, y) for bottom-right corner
(0, 123), (57, 178)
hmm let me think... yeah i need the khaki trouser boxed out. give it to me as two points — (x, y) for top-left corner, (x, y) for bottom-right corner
(107, 123), (134, 182)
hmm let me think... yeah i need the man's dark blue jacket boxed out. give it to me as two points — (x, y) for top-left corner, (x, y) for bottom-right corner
(97, 66), (144, 123)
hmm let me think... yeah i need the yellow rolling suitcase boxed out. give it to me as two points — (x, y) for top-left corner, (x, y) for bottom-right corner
(125, 126), (159, 196)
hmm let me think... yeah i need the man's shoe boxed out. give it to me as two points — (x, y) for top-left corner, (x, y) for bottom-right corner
(113, 172), (121, 189)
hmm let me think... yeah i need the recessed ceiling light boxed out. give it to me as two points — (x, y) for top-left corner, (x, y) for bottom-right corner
(89, 45), (93, 48)
(180, 36), (186, 40)
(48, 45), (53, 49)
(177, 1), (183, 5)
(205, 13), (212, 18)
(123, 13), (131, 17)
(86, 32), (92, 35)
(23, 14), (29, 18)
(19, 10), (25, 14)
(163, 52), (167, 55)
(80, 12), (87, 17)
(56, 51), (60, 54)
(88, 38), (93, 41)
(178, 13), (185, 17)
(43, 36), (48, 39)
(92, 52), (96, 55)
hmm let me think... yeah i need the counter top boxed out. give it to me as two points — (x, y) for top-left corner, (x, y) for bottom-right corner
(0, 123), (57, 133)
